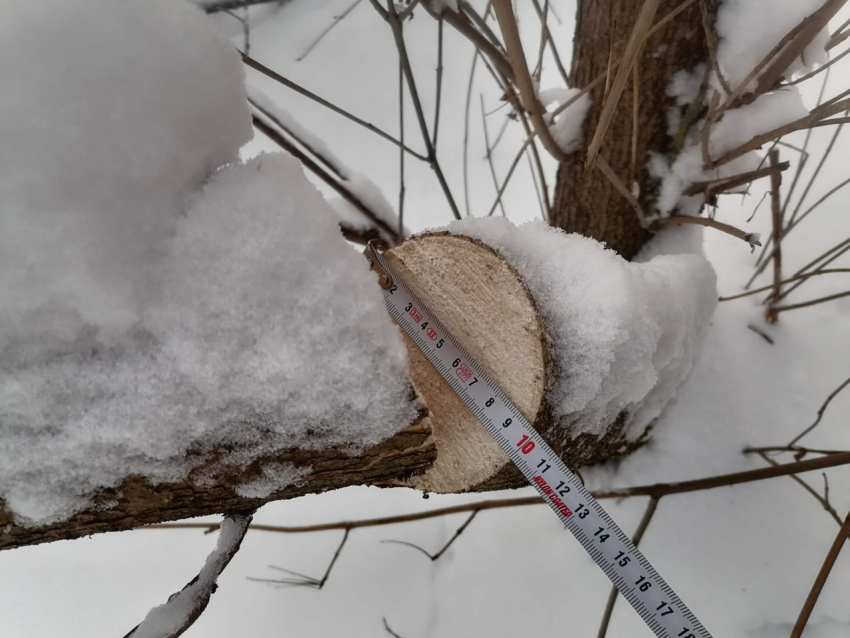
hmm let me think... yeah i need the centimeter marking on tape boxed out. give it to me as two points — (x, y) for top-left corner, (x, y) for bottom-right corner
(364, 241), (712, 638)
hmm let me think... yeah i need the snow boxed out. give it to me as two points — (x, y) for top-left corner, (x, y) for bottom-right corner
(714, 0), (829, 90)
(0, 0), (251, 341)
(250, 86), (403, 239)
(129, 514), (251, 638)
(0, 0), (417, 526)
(540, 88), (593, 155)
(235, 464), (311, 499)
(3, 2), (850, 638)
(652, 88), (809, 216)
(441, 218), (717, 442)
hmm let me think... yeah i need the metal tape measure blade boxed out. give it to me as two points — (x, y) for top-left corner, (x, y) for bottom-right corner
(368, 245), (712, 638)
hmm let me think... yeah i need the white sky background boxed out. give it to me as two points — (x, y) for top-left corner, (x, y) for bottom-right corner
(2, 1), (850, 637)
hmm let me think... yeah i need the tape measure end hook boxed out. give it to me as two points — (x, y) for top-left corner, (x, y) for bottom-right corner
(363, 239), (394, 290)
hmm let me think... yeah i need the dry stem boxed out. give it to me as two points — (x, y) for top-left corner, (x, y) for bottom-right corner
(789, 510), (850, 638)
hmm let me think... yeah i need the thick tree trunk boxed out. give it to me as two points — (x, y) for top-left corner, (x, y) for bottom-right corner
(551, 0), (709, 258)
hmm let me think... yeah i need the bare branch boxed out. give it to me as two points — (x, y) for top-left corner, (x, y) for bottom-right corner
(480, 94), (507, 217)
(682, 162), (789, 198)
(492, 0), (568, 161)
(766, 150), (783, 322)
(377, 1), (462, 220)
(789, 375), (850, 446)
(202, 0), (283, 13)
(789, 510), (850, 638)
(150, 451), (850, 535)
(530, 0), (570, 86)
(487, 138), (532, 217)
(753, 452), (842, 525)
(597, 498), (659, 638)
(249, 528), (350, 589)
(769, 289), (850, 314)
(251, 109), (399, 244)
(718, 269), (850, 301)
(297, 0), (363, 62)
(432, 16), (445, 148)
(383, 617), (406, 638)
(242, 52), (428, 162)
(651, 215), (760, 246)
(124, 513), (252, 638)
(383, 510), (478, 561)
(709, 97), (850, 168)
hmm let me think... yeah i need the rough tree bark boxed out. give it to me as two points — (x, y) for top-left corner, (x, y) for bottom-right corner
(1, 0), (712, 551)
(552, 0), (710, 258)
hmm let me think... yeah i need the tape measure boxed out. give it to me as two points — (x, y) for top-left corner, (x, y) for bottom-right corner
(364, 240), (712, 638)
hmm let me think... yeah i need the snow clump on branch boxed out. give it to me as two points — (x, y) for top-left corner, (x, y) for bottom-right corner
(0, 0), (416, 525)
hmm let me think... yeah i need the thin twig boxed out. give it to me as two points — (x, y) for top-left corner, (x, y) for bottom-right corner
(297, 0), (363, 62)
(754, 452), (842, 525)
(526, 140), (548, 220)
(743, 446), (848, 458)
(148, 451), (850, 535)
(248, 95), (347, 180)
(530, 0), (570, 86)
(699, 0), (731, 94)
(242, 52), (428, 161)
(378, 0), (462, 220)
(784, 44), (850, 87)
(596, 498), (659, 638)
(754, 0), (847, 95)
(773, 239), (850, 303)
(249, 529), (350, 589)
(480, 94), (507, 216)
(651, 215), (760, 246)
(789, 510), (850, 638)
(492, 0), (568, 161)
(769, 289), (850, 314)
(463, 48), (481, 217)
(787, 105), (849, 231)
(789, 375), (850, 446)
(383, 618), (405, 638)
(477, 51), (552, 218)
(432, 16), (444, 148)
(398, 56), (406, 240)
(531, 0), (549, 84)
(203, 0), (285, 12)
(251, 111), (399, 244)
(487, 137), (532, 216)
(434, 2), (514, 80)
(709, 97), (850, 168)
(718, 269), (850, 301)
(224, 9), (251, 57)
(630, 58), (640, 184)
(382, 510), (479, 561)
(682, 162), (790, 198)
(747, 323), (775, 344)
(767, 150), (783, 322)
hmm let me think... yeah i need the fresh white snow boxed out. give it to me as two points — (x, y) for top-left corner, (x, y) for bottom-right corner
(540, 87), (593, 154)
(0, 0), (416, 526)
(2, 2), (850, 638)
